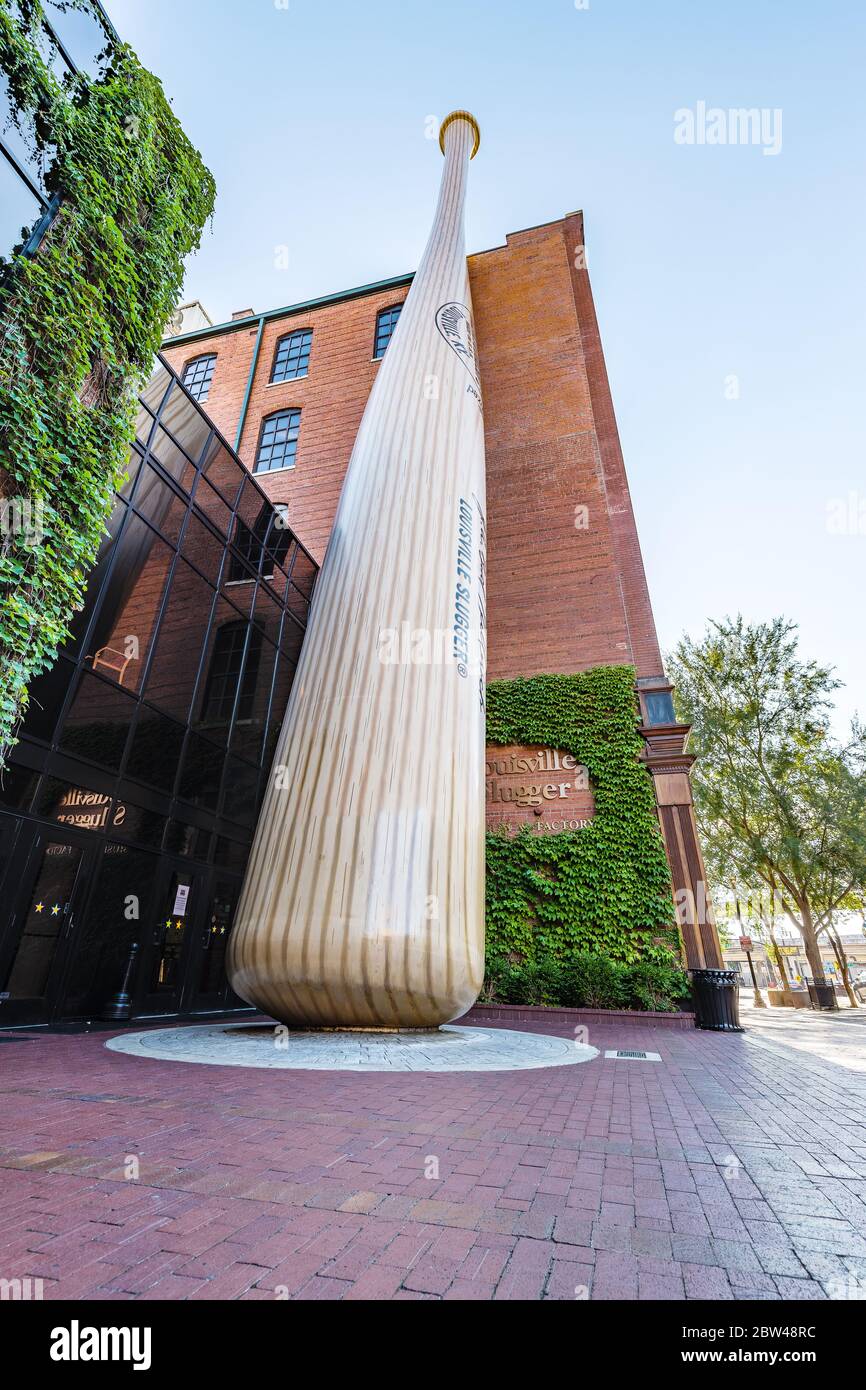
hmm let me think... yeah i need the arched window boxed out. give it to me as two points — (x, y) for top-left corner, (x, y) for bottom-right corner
(181, 353), (216, 402)
(271, 329), (312, 383)
(373, 304), (403, 359)
(255, 409), (300, 473)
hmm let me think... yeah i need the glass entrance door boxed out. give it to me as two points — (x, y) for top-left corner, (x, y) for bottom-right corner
(0, 830), (96, 1026)
(135, 861), (204, 1015)
(191, 873), (243, 1011)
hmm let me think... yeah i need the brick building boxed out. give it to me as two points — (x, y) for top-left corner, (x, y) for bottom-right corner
(163, 211), (722, 972)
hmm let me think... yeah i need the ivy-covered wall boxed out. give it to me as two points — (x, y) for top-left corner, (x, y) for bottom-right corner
(0, 0), (215, 767)
(485, 668), (680, 968)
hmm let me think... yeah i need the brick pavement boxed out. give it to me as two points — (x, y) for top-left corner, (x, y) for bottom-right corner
(1, 1011), (865, 1301)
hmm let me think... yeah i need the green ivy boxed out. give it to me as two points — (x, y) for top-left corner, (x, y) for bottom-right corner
(0, 0), (215, 767)
(485, 668), (679, 968)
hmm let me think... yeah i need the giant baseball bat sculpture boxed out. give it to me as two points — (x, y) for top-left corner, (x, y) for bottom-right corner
(228, 111), (487, 1028)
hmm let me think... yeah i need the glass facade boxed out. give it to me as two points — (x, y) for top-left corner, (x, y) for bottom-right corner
(0, 355), (318, 1028)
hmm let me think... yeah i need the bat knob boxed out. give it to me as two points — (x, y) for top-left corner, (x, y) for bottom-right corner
(439, 110), (481, 159)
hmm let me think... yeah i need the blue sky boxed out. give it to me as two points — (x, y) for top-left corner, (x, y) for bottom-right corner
(109, 0), (865, 734)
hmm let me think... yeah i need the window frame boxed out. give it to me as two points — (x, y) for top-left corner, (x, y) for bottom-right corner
(180, 353), (217, 403)
(254, 408), (301, 475)
(373, 304), (403, 360)
(270, 328), (313, 384)
(228, 504), (292, 584)
(199, 619), (264, 728)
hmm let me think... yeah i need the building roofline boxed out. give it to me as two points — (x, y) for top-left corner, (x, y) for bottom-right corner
(162, 210), (586, 350)
(468, 211), (584, 260)
(162, 271), (415, 348)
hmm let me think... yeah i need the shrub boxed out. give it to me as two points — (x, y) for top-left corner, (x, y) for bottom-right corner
(480, 951), (690, 1012)
(623, 960), (691, 1013)
(481, 955), (563, 1006)
(561, 952), (628, 1010)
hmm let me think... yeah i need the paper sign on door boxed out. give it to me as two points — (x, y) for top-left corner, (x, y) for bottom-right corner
(172, 884), (191, 916)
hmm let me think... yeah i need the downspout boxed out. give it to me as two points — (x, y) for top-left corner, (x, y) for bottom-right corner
(234, 315), (266, 454)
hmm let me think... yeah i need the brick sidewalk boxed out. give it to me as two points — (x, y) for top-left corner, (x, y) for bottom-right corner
(1, 1014), (865, 1301)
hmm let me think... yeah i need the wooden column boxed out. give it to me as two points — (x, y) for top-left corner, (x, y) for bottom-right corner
(640, 713), (724, 970)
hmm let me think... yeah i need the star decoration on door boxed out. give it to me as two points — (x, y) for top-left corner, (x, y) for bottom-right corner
(34, 902), (44, 913)
(50, 904), (60, 916)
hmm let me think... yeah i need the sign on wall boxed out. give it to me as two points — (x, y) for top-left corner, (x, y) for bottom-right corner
(485, 745), (595, 832)
(50, 787), (126, 833)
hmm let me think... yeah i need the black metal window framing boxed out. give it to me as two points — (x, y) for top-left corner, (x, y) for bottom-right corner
(4, 352), (318, 865)
(181, 353), (216, 402)
(201, 621), (264, 725)
(270, 328), (312, 383)
(229, 504), (291, 582)
(373, 303), (402, 358)
(255, 408), (301, 473)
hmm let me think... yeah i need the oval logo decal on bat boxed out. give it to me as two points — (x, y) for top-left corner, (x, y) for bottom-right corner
(435, 301), (480, 387)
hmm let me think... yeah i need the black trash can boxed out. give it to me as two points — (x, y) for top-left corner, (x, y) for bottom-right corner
(690, 968), (744, 1032)
(804, 978), (838, 1011)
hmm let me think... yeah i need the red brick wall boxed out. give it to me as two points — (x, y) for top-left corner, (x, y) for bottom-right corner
(162, 213), (664, 683)
(163, 284), (411, 562)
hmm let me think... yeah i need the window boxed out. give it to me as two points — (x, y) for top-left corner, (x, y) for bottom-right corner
(643, 691), (677, 726)
(181, 354), (216, 402)
(229, 504), (291, 581)
(200, 621), (263, 725)
(255, 409), (300, 473)
(271, 329), (312, 383)
(374, 304), (402, 358)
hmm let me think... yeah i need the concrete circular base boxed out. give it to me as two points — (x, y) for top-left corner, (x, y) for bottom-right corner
(105, 1022), (598, 1073)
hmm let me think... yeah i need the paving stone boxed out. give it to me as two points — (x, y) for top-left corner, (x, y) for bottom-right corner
(2, 1007), (865, 1301)
(681, 1263), (733, 1300)
(670, 1235), (720, 1266)
(552, 1214), (593, 1246)
(771, 1276), (826, 1300)
(629, 1228), (673, 1259)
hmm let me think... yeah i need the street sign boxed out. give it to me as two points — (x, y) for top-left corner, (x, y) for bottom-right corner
(739, 936), (753, 951)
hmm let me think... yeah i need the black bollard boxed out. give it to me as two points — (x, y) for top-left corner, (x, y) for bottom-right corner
(103, 942), (140, 1023)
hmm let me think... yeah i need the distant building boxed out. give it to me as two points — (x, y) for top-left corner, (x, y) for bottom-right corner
(165, 300), (213, 338)
(723, 935), (866, 992)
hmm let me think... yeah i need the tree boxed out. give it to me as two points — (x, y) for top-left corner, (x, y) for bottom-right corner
(702, 829), (790, 993)
(668, 617), (866, 989)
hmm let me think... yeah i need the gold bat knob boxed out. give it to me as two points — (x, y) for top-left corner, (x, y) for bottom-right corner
(439, 110), (481, 159)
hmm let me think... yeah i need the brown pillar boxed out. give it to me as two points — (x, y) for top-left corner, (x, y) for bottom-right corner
(638, 690), (724, 970)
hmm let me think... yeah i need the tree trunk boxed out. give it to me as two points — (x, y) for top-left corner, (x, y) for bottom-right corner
(759, 906), (790, 988)
(827, 927), (858, 1007)
(797, 897), (826, 985)
(769, 930), (790, 988)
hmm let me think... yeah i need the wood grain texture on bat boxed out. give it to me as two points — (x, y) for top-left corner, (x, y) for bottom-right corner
(227, 112), (487, 1028)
